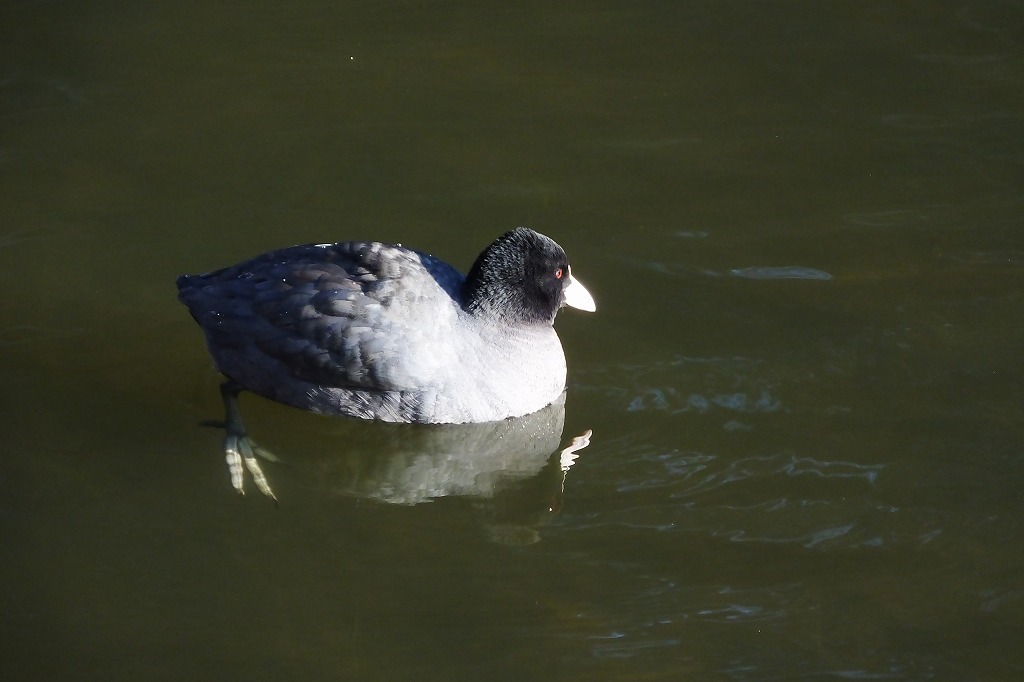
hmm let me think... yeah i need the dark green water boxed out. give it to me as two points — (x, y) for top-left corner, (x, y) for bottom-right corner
(3, 1), (1023, 679)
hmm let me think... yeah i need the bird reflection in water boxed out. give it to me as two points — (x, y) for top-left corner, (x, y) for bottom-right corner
(203, 391), (592, 545)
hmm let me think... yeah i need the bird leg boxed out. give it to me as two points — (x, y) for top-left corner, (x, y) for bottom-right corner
(219, 381), (278, 503)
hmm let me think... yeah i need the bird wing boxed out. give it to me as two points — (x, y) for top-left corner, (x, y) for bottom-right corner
(178, 241), (464, 393)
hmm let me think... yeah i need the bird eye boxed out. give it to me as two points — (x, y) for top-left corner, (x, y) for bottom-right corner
(554, 268), (564, 279)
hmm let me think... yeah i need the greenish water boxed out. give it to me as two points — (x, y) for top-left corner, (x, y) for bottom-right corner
(3, 1), (1023, 679)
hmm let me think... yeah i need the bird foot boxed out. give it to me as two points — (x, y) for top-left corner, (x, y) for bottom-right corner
(218, 381), (279, 504)
(223, 432), (279, 502)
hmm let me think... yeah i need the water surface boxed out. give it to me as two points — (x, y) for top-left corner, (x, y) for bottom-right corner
(2, 1), (1023, 679)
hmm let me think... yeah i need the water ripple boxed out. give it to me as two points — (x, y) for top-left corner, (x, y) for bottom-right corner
(626, 386), (783, 415)
(841, 205), (962, 228)
(637, 259), (834, 281)
(715, 522), (857, 549)
(671, 451), (883, 494)
(730, 266), (833, 281)
(583, 355), (788, 418)
(940, 249), (1024, 267)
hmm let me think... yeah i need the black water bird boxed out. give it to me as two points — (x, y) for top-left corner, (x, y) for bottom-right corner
(177, 227), (595, 498)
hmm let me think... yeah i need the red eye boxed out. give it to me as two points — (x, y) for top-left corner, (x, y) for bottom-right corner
(554, 268), (564, 279)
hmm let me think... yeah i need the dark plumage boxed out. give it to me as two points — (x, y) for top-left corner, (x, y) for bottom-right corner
(177, 228), (595, 424)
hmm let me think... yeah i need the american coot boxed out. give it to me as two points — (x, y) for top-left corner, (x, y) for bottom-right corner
(177, 227), (595, 499)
